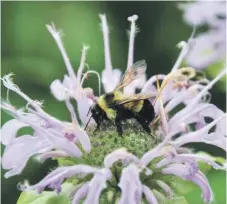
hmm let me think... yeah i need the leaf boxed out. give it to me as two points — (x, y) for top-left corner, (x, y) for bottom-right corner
(166, 196), (188, 204)
(45, 195), (71, 204)
(198, 160), (212, 174)
(170, 177), (196, 195)
(152, 189), (167, 203)
(17, 191), (55, 204)
(17, 183), (74, 204)
(196, 151), (226, 174)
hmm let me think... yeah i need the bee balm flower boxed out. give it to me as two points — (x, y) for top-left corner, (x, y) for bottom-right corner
(1, 13), (226, 204)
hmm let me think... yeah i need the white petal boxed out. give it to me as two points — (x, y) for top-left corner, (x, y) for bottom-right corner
(142, 74), (166, 94)
(39, 150), (69, 162)
(50, 79), (67, 101)
(216, 116), (226, 136)
(162, 162), (213, 202)
(124, 68), (147, 95)
(203, 133), (226, 151)
(190, 172), (213, 203)
(123, 83), (137, 95)
(84, 169), (112, 204)
(72, 183), (89, 204)
(118, 165), (142, 204)
(73, 127), (91, 153)
(165, 84), (203, 113)
(30, 165), (98, 192)
(102, 69), (122, 92)
(1, 119), (28, 145)
(104, 149), (139, 168)
(140, 142), (166, 166)
(77, 97), (95, 127)
(171, 115), (226, 150)
(2, 135), (52, 178)
(51, 135), (83, 158)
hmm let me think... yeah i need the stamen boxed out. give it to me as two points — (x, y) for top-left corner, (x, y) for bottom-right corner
(127, 14), (139, 69)
(1, 74), (43, 113)
(168, 68), (226, 125)
(189, 68), (226, 107)
(156, 75), (168, 135)
(0, 101), (18, 118)
(99, 14), (112, 71)
(171, 25), (196, 73)
(46, 23), (77, 81)
(81, 70), (101, 96)
(77, 45), (90, 81)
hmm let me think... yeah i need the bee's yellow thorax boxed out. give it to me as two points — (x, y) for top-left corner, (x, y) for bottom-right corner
(113, 91), (125, 101)
(97, 91), (144, 119)
(97, 91), (124, 120)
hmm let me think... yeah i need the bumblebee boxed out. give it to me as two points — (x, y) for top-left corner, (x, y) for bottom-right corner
(86, 60), (155, 136)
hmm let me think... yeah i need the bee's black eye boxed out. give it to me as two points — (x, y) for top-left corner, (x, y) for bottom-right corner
(105, 93), (114, 102)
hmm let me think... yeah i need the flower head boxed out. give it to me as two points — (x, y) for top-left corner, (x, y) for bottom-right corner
(1, 12), (227, 204)
(1, 74), (91, 178)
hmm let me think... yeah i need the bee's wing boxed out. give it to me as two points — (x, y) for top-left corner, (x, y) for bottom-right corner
(118, 92), (155, 105)
(115, 60), (147, 91)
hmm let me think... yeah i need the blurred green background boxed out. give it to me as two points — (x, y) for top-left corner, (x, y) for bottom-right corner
(1, 2), (226, 204)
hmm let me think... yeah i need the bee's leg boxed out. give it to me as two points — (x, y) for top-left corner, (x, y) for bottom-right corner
(140, 121), (151, 134)
(93, 114), (104, 133)
(115, 117), (123, 137)
(135, 116), (150, 132)
(136, 116), (158, 141)
(94, 121), (101, 133)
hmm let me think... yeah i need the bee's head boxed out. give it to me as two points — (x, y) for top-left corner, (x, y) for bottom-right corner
(91, 104), (103, 120)
(84, 104), (103, 130)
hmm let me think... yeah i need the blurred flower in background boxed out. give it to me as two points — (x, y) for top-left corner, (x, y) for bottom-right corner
(179, 1), (226, 69)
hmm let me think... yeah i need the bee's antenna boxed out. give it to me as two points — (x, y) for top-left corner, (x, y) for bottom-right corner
(84, 115), (92, 131)
(87, 107), (91, 116)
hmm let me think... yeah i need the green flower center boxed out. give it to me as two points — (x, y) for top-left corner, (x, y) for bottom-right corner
(58, 121), (160, 167)
(56, 122), (191, 203)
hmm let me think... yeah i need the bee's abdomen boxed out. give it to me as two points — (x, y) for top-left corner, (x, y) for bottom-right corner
(138, 99), (155, 122)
